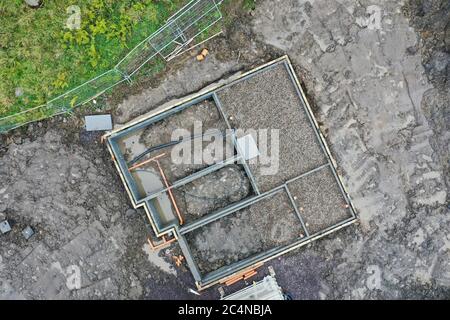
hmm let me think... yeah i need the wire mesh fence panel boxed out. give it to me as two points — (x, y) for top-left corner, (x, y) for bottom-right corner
(182, 4), (222, 42)
(0, 103), (55, 132)
(0, 70), (124, 132)
(0, 0), (223, 133)
(115, 39), (159, 76)
(149, 0), (221, 60)
(48, 69), (124, 109)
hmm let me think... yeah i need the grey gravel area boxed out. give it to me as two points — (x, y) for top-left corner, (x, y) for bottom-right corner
(287, 165), (353, 235)
(173, 164), (253, 223)
(185, 190), (305, 274)
(217, 62), (328, 192)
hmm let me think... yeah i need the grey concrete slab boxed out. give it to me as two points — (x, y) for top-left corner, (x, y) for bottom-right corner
(85, 114), (113, 131)
(0, 220), (11, 234)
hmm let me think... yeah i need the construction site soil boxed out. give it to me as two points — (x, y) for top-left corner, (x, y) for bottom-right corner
(0, 0), (448, 299)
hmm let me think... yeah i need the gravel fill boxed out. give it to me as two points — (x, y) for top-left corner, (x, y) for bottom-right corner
(287, 165), (353, 235)
(185, 190), (305, 274)
(217, 62), (328, 192)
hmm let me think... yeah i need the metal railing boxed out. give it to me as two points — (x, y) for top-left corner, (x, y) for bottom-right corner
(0, 0), (222, 133)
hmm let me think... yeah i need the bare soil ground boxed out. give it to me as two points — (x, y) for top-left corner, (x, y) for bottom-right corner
(0, 0), (449, 299)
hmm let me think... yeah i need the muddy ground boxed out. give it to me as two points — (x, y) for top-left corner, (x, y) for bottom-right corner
(0, 0), (449, 299)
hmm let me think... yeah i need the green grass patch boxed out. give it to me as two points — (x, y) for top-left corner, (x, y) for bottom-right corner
(0, 0), (183, 118)
(0, 0), (253, 132)
(243, 0), (256, 11)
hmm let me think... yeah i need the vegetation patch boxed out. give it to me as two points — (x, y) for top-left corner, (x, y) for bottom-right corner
(0, 0), (183, 118)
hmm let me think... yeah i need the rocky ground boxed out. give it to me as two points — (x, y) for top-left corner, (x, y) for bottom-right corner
(0, 0), (448, 299)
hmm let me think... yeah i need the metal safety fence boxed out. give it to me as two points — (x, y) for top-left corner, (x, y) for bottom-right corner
(0, 0), (222, 133)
